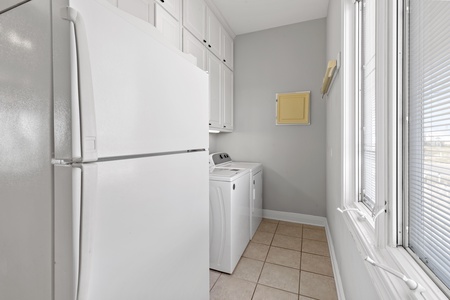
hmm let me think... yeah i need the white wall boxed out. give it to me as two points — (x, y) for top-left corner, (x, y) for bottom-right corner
(213, 19), (327, 217)
(209, 133), (217, 153)
(325, 0), (379, 299)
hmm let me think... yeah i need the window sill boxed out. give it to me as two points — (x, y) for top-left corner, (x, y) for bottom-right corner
(340, 210), (448, 300)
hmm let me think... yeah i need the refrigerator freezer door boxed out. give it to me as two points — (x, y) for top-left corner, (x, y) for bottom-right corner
(55, 151), (210, 300)
(54, 0), (209, 162)
(0, 0), (53, 299)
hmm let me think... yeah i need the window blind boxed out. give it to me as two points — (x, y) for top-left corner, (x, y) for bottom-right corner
(408, 0), (450, 290)
(360, 0), (376, 210)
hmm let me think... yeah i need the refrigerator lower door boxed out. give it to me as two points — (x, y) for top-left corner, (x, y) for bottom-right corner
(55, 151), (209, 300)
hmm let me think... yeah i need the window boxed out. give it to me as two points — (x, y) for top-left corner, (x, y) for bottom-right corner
(341, 0), (450, 298)
(405, 0), (450, 294)
(357, 0), (377, 212)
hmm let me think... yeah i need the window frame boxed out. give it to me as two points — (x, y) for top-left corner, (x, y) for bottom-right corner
(343, 0), (388, 233)
(357, 0), (378, 213)
(340, 0), (449, 298)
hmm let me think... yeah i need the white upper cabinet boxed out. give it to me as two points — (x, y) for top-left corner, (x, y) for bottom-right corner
(207, 52), (233, 132)
(207, 53), (222, 129)
(183, 0), (226, 60)
(117, 0), (150, 22)
(205, 7), (222, 58)
(108, 0), (233, 132)
(222, 30), (233, 70)
(155, 4), (181, 49)
(183, 0), (206, 43)
(222, 66), (233, 131)
(183, 29), (207, 71)
(112, 0), (181, 49)
(155, 0), (181, 20)
(222, 30), (234, 70)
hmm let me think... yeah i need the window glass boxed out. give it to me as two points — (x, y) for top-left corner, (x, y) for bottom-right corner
(407, 0), (450, 291)
(359, 0), (376, 211)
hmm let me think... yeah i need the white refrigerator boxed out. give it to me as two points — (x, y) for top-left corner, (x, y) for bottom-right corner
(0, 0), (210, 299)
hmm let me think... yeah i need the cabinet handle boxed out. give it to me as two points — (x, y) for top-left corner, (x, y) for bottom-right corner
(203, 39), (207, 43)
(233, 184), (235, 190)
(208, 45), (211, 48)
(160, 0), (164, 2)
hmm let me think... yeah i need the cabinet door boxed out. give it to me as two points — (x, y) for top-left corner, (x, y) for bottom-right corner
(155, 0), (180, 20)
(183, 29), (207, 71)
(183, 0), (206, 42)
(222, 31), (234, 70)
(155, 4), (181, 49)
(207, 53), (222, 128)
(117, 0), (150, 22)
(222, 66), (233, 131)
(206, 8), (222, 58)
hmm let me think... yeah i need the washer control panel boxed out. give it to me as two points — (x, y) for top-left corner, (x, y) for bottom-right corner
(209, 152), (232, 166)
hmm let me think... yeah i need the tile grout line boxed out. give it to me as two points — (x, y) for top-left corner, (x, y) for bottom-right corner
(251, 220), (278, 300)
(211, 220), (337, 299)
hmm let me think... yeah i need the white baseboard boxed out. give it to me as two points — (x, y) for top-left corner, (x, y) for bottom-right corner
(262, 209), (346, 300)
(262, 209), (327, 227)
(324, 220), (346, 300)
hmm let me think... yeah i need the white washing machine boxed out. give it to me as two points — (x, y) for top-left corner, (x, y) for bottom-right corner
(209, 167), (250, 274)
(209, 153), (263, 239)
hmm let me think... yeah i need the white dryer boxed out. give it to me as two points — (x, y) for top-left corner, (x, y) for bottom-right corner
(209, 167), (250, 274)
(209, 153), (263, 239)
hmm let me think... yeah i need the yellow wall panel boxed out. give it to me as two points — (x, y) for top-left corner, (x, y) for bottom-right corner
(276, 91), (310, 125)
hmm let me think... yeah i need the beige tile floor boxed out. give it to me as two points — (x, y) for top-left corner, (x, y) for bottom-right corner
(210, 219), (338, 300)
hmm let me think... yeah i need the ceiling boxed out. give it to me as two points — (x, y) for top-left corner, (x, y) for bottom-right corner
(209, 0), (330, 36)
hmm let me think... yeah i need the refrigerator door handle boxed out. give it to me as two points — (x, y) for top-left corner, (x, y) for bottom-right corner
(61, 7), (98, 162)
(73, 163), (98, 300)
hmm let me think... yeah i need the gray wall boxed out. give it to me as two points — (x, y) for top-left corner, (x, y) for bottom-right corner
(325, 0), (379, 298)
(213, 19), (327, 217)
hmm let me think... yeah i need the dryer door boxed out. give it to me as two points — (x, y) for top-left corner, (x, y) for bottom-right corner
(251, 171), (263, 238)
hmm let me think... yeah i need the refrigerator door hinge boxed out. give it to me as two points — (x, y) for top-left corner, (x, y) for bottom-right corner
(52, 158), (83, 165)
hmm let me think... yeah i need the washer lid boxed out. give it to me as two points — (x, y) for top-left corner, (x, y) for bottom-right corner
(209, 167), (249, 181)
(220, 161), (263, 174)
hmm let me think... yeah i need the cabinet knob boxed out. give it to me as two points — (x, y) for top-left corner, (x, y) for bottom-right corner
(160, 0), (164, 2)
(208, 44), (211, 48)
(223, 59), (226, 62)
(203, 40), (207, 43)
(209, 123), (211, 125)
(223, 125), (226, 128)
(233, 184), (235, 190)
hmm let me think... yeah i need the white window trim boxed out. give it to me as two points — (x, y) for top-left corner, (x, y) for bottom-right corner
(340, 0), (449, 299)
